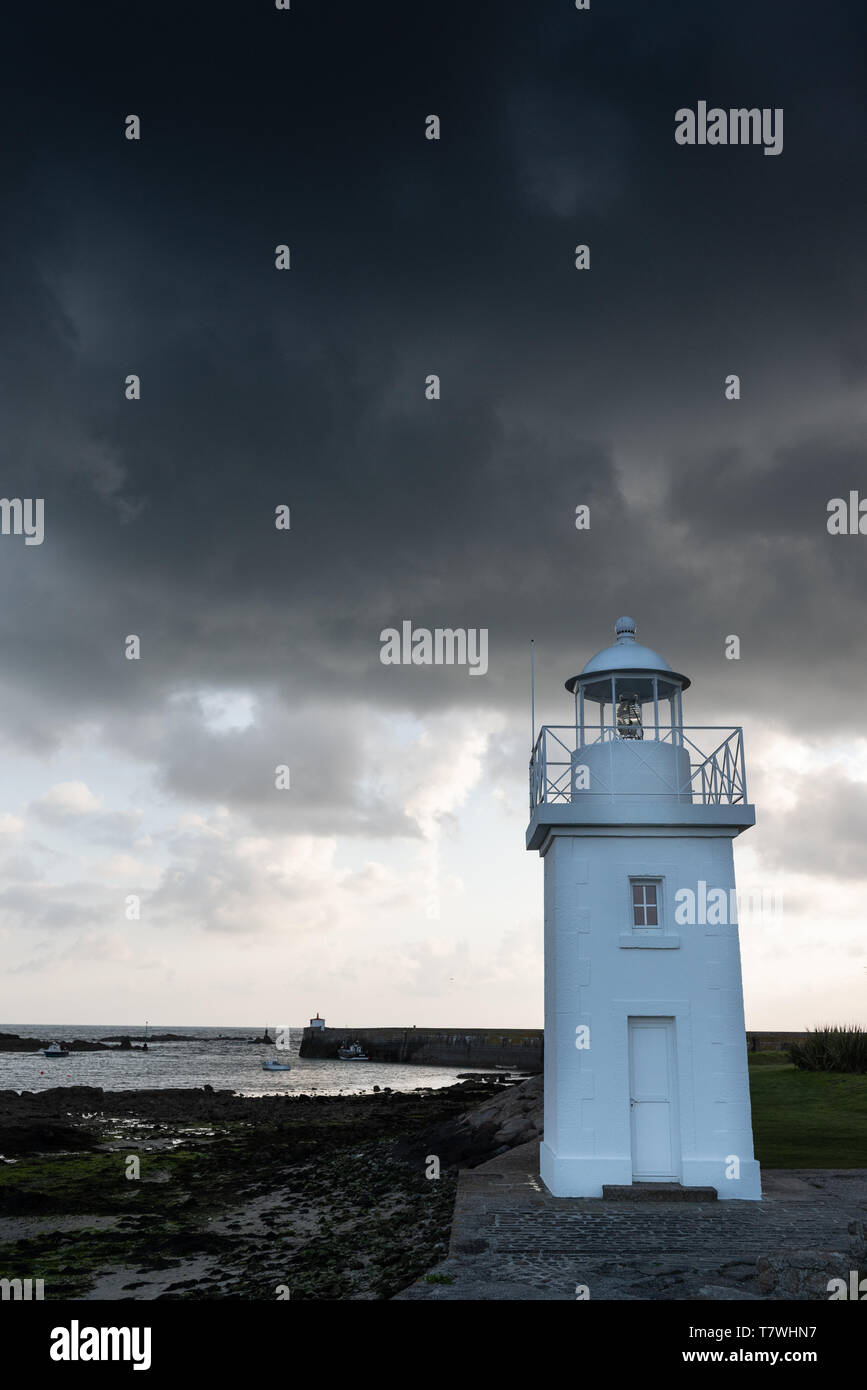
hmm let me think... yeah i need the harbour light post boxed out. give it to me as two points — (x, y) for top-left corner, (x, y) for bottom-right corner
(527, 617), (761, 1200)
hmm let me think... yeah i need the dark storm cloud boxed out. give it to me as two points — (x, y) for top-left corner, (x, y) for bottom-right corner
(662, 431), (861, 555)
(757, 776), (867, 880)
(1, 0), (865, 836)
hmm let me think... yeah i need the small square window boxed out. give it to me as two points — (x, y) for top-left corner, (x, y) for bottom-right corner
(631, 880), (659, 928)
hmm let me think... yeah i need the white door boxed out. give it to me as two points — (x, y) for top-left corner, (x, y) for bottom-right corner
(628, 1017), (679, 1180)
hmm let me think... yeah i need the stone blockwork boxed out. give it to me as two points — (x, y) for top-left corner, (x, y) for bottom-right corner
(756, 1216), (867, 1297)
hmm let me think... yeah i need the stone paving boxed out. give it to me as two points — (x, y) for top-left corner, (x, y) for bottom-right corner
(395, 1143), (867, 1300)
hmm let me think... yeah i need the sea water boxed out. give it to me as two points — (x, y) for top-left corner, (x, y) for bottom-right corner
(0, 1025), (510, 1097)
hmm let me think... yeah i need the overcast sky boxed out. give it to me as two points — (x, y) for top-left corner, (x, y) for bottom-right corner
(0, 1), (865, 1028)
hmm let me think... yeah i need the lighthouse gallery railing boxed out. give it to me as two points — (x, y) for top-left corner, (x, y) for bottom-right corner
(529, 725), (747, 810)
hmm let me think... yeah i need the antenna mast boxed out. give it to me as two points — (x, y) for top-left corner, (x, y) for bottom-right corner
(530, 638), (535, 753)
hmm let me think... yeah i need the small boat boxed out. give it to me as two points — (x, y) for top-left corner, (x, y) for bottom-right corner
(261, 1059), (292, 1072)
(338, 1042), (369, 1061)
(43, 1043), (69, 1058)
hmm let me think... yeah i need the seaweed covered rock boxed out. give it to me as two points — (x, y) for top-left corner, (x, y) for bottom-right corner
(397, 1074), (542, 1169)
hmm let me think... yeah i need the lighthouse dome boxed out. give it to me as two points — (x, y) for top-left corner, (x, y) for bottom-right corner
(566, 617), (690, 698)
(580, 616), (674, 677)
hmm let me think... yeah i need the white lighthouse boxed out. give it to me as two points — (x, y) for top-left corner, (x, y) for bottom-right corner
(527, 617), (761, 1200)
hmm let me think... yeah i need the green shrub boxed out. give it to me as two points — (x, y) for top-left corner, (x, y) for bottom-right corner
(787, 1025), (867, 1074)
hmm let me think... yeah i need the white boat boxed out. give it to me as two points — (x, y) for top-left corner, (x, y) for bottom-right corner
(43, 1043), (69, 1058)
(261, 1059), (292, 1072)
(337, 1042), (369, 1061)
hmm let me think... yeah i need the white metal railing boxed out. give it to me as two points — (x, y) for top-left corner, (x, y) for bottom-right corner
(529, 725), (747, 810)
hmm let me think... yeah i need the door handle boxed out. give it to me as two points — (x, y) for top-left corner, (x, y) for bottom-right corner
(630, 1099), (636, 1108)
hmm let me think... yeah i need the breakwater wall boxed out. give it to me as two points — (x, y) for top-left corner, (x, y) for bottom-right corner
(299, 1028), (807, 1069)
(299, 1027), (544, 1071)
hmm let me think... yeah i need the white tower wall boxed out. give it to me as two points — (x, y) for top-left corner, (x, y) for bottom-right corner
(529, 617), (761, 1201)
(537, 823), (760, 1199)
(574, 740), (693, 802)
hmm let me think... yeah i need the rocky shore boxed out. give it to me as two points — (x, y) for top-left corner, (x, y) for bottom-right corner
(0, 1030), (289, 1050)
(0, 1031), (144, 1053)
(0, 1075), (539, 1300)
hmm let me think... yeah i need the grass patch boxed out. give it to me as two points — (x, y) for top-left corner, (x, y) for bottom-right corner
(748, 1055), (867, 1167)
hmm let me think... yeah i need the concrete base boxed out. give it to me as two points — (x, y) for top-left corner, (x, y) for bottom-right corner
(540, 1143), (762, 1200)
(540, 1142), (630, 1196)
(681, 1157), (762, 1201)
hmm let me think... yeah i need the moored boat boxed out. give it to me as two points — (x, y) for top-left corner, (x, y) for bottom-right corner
(261, 1058), (292, 1071)
(337, 1041), (369, 1061)
(42, 1042), (69, 1058)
